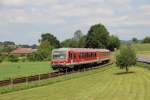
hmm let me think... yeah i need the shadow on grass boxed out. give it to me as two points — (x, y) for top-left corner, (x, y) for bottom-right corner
(114, 71), (135, 75)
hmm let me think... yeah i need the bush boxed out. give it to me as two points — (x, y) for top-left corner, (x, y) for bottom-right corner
(8, 55), (19, 62)
(27, 51), (51, 61)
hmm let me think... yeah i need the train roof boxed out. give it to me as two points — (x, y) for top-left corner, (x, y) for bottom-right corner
(53, 48), (110, 52)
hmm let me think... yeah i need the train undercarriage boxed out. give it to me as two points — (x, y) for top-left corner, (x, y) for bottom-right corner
(52, 59), (110, 72)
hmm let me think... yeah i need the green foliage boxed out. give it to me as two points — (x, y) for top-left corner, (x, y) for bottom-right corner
(142, 36), (150, 43)
(0, 41), (16, 53)
(78, 35), (86, 48)
(73, 30), (83, 41)
(0, 56), (2, 63)
(132, 37), (138, 43)
(2, 45), (16, 53)
(85, 23), (109, 48)
(38, 40), (53, 60)
(61, 30), (85, 48)
(27, 51), (51, 61)
(40, 33), (60, 48)
(35, 33), (59, 61)
(107, 35), (120, 51)
(116, 45), (136, 72)
(8, 55), (19, 62)
(61, 39), (78, 48)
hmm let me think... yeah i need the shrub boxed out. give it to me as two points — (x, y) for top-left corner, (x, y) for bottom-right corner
(8, 55), (19, 62)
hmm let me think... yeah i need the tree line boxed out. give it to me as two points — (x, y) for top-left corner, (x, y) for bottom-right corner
(28, 23), (121, 61)
(0, 23), (149, 62)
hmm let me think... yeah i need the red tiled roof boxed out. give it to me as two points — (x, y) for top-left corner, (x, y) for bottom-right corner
(11, 48), (35, 54)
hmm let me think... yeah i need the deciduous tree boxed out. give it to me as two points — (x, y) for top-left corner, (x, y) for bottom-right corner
(107, 35), (120, 51)
(85, 23), (109, 48)
(116, 45), (136, 72)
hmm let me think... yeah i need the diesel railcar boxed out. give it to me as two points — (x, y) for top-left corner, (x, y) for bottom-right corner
(51, 48), (110, 71)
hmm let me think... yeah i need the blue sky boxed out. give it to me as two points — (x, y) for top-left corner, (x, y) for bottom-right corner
(0, 0), (150, 44)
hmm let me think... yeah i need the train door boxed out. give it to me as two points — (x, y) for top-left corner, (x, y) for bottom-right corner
(69, 51), (73, 64)
(73, 52), (77, 63)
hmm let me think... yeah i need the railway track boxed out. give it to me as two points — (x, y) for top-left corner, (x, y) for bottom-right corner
(0, 62), (113, 87)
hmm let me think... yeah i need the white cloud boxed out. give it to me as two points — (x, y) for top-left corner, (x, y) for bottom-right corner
(140, 4), (150, 16)
(0, 0), (150, 44)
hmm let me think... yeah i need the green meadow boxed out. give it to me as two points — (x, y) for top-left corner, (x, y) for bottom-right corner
(0, 61), (52, 80)
(0, 43), (149, 99)
(0, 65), (150, 100)
(132, 43), (150, 55)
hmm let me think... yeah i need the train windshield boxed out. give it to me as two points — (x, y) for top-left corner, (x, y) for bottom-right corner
(53, 51), (66, 60)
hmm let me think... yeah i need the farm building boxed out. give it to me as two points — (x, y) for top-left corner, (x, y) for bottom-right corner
(11, 48), (36, 55)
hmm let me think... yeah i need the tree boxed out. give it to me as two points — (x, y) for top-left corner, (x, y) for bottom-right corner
(40, 33), (60, 48)
(1, 41), (16, 53)
(3, 41), (15, 45)
(142, 36), (150, 43)
(78, 35), (86, 48)
(73, 30), (83, 41)
(61, 39), (78, 48)
(107, 35), (120, 51)
(116, 45), (136, 72)
(85, 23), (109, 48)
(36, 33), (60, 61)
(38, 40), (53, 60)
(132, 37), (138, 43)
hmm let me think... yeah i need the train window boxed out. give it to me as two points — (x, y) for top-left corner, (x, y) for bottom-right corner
(69, 52), (73, 60)
(74, 53), (76, 59)
(90, 52), (91, 58)
(80, 53), (82, 58)
(78, 53), (81, 59)
(81, 53), (84, 58)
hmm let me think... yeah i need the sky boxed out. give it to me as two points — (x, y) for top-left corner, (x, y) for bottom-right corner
(0, 0), (150, 45)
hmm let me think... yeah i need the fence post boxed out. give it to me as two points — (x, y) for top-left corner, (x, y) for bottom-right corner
(10, 78), (13, 87)
(26, 77), (28, 86)
(38, 74), (40, 81)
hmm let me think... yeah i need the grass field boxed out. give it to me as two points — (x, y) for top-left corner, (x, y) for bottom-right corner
(0, 62), (52, 80)
(132, 43), (150, 55)
(0, 65), (150, 100)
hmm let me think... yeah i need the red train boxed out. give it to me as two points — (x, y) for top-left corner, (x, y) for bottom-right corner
(51, 48), (111, 71)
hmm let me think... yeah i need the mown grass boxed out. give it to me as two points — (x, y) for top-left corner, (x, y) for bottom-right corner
(0, 61), (52, 80)
(132, 43), (150, 55)
(137, 62), (150, 70)
(0, 65), (112, 94)
(0, 65), (150, 100)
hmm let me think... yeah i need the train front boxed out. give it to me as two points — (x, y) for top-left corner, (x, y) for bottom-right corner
(51, 48), (68, 70)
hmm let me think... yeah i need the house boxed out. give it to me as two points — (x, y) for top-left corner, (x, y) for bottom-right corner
(11, 48), (36, 55)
